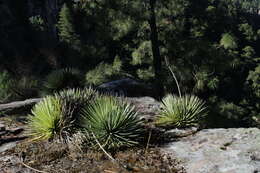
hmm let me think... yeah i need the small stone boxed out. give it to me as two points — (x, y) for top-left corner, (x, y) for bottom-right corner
(0, 142), (18, 153)
(0, 131), (7, 136)
(8, 127), (23, 135)
(0, 123), (6, 132)
(251, 152), (260, 161)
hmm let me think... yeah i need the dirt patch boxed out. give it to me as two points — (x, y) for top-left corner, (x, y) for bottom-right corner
(0, 114), (185, 173)
(1, 140), (185, 173)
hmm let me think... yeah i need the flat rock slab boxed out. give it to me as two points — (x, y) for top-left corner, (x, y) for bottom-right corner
(162, 128), (260, 173)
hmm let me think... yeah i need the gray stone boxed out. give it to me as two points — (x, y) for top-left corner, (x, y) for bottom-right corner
(0, 142), (18, 153)
(162, 128), (260, 173)
(8, 127), (24, 135)
(163, 127), (198, 139)
(98, 78), (156, 97)
(126, 96), (161, 122)
(0, 123), (5, 131)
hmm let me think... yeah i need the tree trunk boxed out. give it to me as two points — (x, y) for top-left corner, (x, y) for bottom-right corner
(0, 98), (41, 115)
(149, 0), (164, 98)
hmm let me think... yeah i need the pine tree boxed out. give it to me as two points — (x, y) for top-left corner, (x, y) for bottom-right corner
(57, 4), (81, 50)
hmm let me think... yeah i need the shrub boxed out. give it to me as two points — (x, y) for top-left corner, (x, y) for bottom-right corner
(80, 96), (143, 150)
(247, 65), (260, 97)
(220, 33), (238, 49)
(43, 68), (84, 95)
(156, 94), (207, 128)
(10, 76), (39, 100)
(0, 71), (13, 103)
(85, 57), (123, 86)
(137, 67), (155, 81)
(27, 96), (63, 141)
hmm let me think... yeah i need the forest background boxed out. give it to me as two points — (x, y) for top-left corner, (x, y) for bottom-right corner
(0, 0), (259, 128)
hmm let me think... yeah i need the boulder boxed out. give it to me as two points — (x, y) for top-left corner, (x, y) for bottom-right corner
(98, 78), (157, 97)
(162, 128), (260, 173)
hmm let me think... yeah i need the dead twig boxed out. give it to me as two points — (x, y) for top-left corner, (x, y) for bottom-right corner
(164, 56), (182, 97)
(20, 161), (48, 173)
(91, 132), (116, 162)
(104, 170), (117, 173)
(91, 132), (133, 171)
(144, 130), (152, 155)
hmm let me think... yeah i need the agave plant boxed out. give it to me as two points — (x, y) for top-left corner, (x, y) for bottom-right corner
(156, 94), (207, 128)
(57, 87), (97, 105)
(55, 88), (98, 128)
(80, 96), (143, 150)
(27, 96), (63, 141)
(43, 68), (84, 95)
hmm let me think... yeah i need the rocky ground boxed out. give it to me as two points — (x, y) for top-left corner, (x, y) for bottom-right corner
(0, 97), (183, 173)
(162, 128), (260, 173)
(0, 96), (259, 173)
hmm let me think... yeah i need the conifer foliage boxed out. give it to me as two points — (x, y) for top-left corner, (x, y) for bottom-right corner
(57, 4), (81, 50)
(0, 0), (259, 127)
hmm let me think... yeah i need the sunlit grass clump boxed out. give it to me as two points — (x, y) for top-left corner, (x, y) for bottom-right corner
(80, 96), (143, 150)
(27, 96), (63, 141)
(156, 94), (207, 128)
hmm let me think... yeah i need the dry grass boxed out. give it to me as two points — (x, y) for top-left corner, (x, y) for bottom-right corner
(1, 139), (185, 173)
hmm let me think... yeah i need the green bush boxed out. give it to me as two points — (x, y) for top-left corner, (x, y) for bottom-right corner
(137, 67), (155, 81)
(220, 33), (238, 49)
(0, 71), (13, 103)
(247, 65), (260, 97)
(43, 68), (84, 95)
(208, 100), (250, 127)
(0, 72), (40, 102)
(156, 94), (207, 128)
(80, 96), (143, 150)
(85, 57), (123, 86)
(27, 96), (63, 141)
(10, 76), (39, 100)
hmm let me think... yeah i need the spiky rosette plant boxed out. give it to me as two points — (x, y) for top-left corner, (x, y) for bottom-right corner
(55, 88), (98, 128)
(156, 94), (207, 128)
(27, 88), (99, 141)
(80, 96), (143, 150)
(27, 96), (63, 141)
(57, 87), (98, 105)
(43, 68), (84, 95)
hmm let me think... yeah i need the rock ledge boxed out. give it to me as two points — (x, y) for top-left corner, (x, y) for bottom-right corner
(162, 128), (260, 173)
